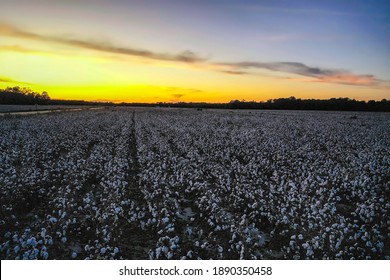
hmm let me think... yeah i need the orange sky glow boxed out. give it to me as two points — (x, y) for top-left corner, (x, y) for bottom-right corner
(0, 1), (389, 103)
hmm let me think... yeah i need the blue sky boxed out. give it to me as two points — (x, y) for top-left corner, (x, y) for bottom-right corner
(0, 0), (389, 101)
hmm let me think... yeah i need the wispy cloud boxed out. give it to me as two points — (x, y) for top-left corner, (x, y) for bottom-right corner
(0, 21), (384, 88)
(0, 75), (30, 84)
(0, 44), (57, 56)
(159, 86), (203, 101)
(165, 86), (202, 94)
(220, 70), (248, 75)
(172, 93), (184, 99)
(0, 45), (33, 53)
(240, 5), (364, 17)
(0, 22), (205, 63)
(0, 76), (15, 83)
(315, 74), (378, 86)
(221, 61), (334, 77)
(219, 61), (380, 86)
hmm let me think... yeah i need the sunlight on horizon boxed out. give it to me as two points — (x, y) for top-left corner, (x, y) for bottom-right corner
(0, 0), (389, 102)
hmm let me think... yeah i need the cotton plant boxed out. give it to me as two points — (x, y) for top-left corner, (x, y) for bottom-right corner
(0, 228), (53, 260)
(0, 109), (388, 260)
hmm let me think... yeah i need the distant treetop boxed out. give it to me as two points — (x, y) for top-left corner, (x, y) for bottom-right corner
(0, 87), (50, 105)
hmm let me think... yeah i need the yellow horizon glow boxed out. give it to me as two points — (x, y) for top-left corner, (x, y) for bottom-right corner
(0, 37), (388, 103)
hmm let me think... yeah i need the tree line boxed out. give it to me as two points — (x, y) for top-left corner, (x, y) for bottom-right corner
(0, 87), (112, 106)
(0, 87), (50, 105)
(225, 97), (390, 112)
(135, 97), (389, 112)
(1, 87), (389, 111)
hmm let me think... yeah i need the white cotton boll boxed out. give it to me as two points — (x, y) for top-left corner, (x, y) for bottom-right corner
(41, 251), (49, 260)
(167, 251), (173, 259)
(167, 226), (174, 233)
(240, 246), (245, 260)
(377, 242), (384, 249)
(156, 247), (162, 259)
(46, 238), (53, 245)
(61, 237), (67, 243)
(149, 249), (154, 260)
(113, 247), (119, 254)
(27, 237), (38, 247)
(14, 246), (20, 254)
(306, 249), (314, 257)
(71, 252), (77, 258)
(32, 248), (39, 259)
(187, 250), (193, 258)
(162, 246), (169, 255)
(100, 248), (106, 254)
(298, 234), (303, 240)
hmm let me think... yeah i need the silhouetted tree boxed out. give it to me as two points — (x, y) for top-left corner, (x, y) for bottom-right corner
(0, 87), (51, 105)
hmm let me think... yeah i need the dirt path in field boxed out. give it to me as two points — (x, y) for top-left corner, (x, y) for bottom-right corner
(117, 110), (155, 259)
(127, 111), (142, 199)
(0, 107), (103, 117)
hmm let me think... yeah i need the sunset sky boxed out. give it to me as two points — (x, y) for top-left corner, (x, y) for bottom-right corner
(0, 0), (389, 103)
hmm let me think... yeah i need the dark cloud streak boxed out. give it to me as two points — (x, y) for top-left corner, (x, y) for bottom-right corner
(220, 61), (379, 86)
(0, 22), (205, 63)
(220, 70), (248, 75)
(0, 76), (30, 84)
(221, 61), (338, 77)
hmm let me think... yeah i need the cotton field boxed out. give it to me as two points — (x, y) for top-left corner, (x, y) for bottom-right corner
(0, 108), (389, 260)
